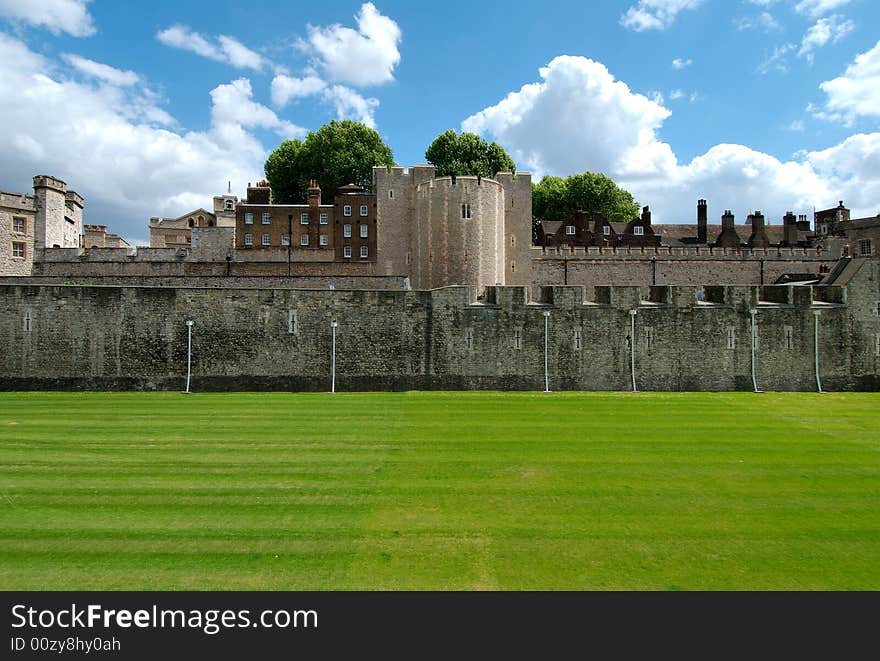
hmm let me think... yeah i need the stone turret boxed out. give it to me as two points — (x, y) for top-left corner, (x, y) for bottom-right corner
(33, 175), (81, 250)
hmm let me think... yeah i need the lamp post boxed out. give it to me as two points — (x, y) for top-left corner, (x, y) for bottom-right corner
(185, 320), (193, 393)
(813, 309), (823, 393)
(330, 320), (338, 394)
(629, 309), (637, 392)
(750, 309), (759, 393)
(543, 310), (551, 393)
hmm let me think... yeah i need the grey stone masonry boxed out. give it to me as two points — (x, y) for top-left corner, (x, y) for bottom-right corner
(1, 258), (877, 391)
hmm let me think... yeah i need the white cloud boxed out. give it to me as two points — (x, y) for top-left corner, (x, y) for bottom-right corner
(798, 15), (854, 63)
(321, 86), (379, 128)
(735, 11), (782, 32)
(462, 54), (880, 222)
(156, 25), (266, 71)
(0, 0), (94, 37)
(0, 32), (306, 243)
(816, 40), (880, 125)
(757, 43), (796, 74)
(300, 2), (401, 86)
(672, 57), (692, 69)
(62, 54), (139, 86)
(669, 89), (685, 100)
(786, 119), (805, 131)
(620, 0), (703, 32)
(271, 74), (327, 107)
(462, 56), (675, 181)
(794, 0), (851, 18)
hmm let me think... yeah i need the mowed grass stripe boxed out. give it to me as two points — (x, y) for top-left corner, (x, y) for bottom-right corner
(0, 391), (878, 590)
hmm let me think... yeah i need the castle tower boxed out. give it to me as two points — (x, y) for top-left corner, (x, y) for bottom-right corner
(697, 199), (708, 244)
(747, 211), (770, 248)
(33, 175), (80, 250)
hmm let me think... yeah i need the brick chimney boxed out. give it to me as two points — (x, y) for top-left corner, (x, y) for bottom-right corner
(782, 211), (798, 247)
(697, 199), (707, 244)
(307, 179), (321, 207)
(714, 210), (742, 248)
(747, 211), (770, 248)
(640, 205), (652, 227)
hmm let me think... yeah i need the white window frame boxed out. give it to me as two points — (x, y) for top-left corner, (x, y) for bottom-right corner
(319, 212), (329, 225)
(634, 226), (645, 236)
(566, 226), (576, 236)
(281, 234), (290, 246)
(244, 212), (253, 224)
(262, 213), (271, 225)
(360, 205), (368, 217)
(343, 205), (352, 217)
(12, 217), (26, 233)
(343, 245), (352, 258)
(300, 234), (309, 246)
(360, 224), (368, 238)
(858, 239), (873, 256)
(603, 226), (611, 236)
(243, 233), (253, 246)
(360, 245), (369, 258)
(12, 241), (26, 258)
(319, 234), (328, 246)
(343, 224), (352, 238)
(300, 212), (309, 225)
(261, 233), (271, 246)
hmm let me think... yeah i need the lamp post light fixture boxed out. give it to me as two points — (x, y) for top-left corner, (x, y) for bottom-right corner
(543, 310), (551, 393)
(185, 320), (194, 394)
(330, 320), (338, 394)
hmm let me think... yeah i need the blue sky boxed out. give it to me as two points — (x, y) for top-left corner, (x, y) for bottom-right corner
(0, 0), (878, 244)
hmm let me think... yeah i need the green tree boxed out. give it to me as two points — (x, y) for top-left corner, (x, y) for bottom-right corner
(532, 172), (639, 224)
(264, 120), (395, 204)
(424, 130), (515, 178)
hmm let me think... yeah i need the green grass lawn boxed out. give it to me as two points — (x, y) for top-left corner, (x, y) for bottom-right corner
(0, 391), (878, 590)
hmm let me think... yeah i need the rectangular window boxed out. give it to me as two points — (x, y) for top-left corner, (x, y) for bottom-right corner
(287, 309), (297, 335)
(319, 213), (329, 225)
(281, 234), (290, 246)
(566, 226), (576, 235)
(876, 334), (880, 357)
(876, 301), (880, 317)
(343, 245), (352, 258)
(343, 205), (352, 217)
(261, 233), (270, 246)
(603, 226), (611, 236)
(343, 224), (352, 238)
(360, 205), (368, 217)
(319, 234), (328, 246)
(243, 233), (253, 246)
(300, 212), (309, 225)
(300, 234), (309, 246)
(644, 327), (654, 351)
(514, 329), (522, 350)
(23, 310), (32, 333)
(573, 329), (582, 351)
(465, 328), (474, 350)
(262, 213), (271, 224)
(360, 224), (368, 238)
(727, 327), (736, 350)
(244, 212), (253, 224)
(784, 326), (793, 350)
(12, 217), (26, 233)
(634, 226), (645, 236)
(389, 190), (394, 199)
(859, 239), (873, 256)
(461, 204), (471, 219)
(12, 241), (26, 258)
(360, 245), (368, 258)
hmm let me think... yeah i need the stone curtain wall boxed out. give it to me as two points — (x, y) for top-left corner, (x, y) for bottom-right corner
(1, 260), (877, 392)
